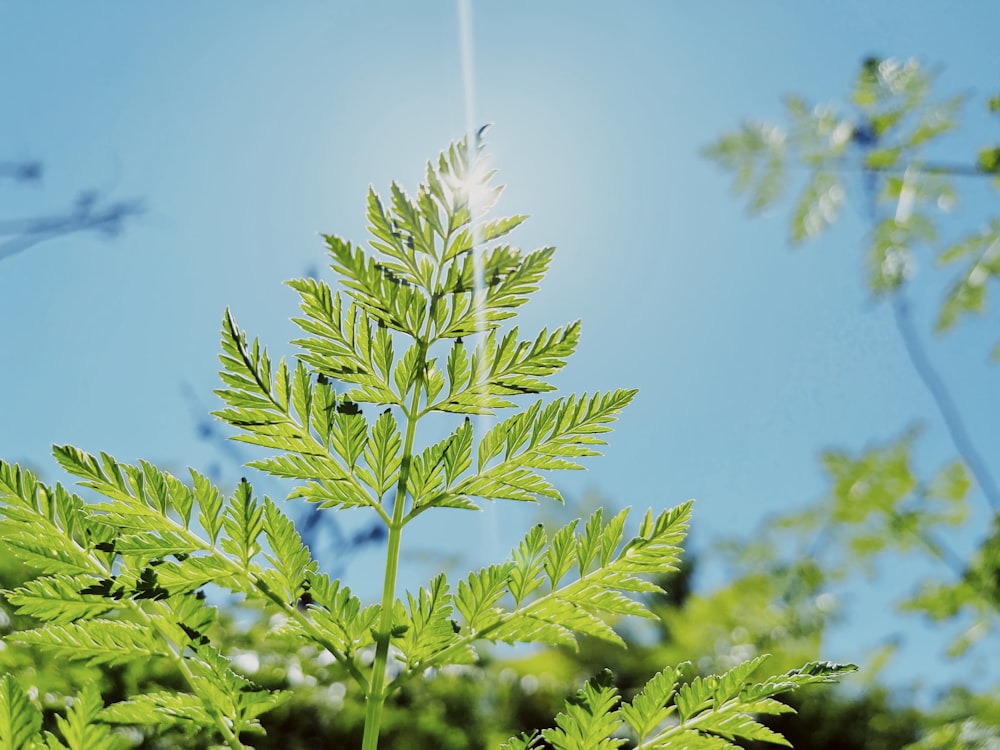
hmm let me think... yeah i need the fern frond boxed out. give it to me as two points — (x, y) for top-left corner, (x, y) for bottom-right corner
(10, 619), (170, 667)
(414, 390), (636, 513)
(325, 235), (430, 338)
(395, 574), (474, 669)
(0, 464), (97, 575)
(51, 682), (123, 750)
(100, 692), (211, 729)
(432, 323), (580, 414)
(505, 659), (857, 750)
(215, 309), (382, 512)
(50, 448), (193, 542)
(359, 408), (403, 498)
(261, 498), (317, 605)
(183, 642), (290, 738)
(286, 279), (400, 406)
(220, 478), (264, 573)
(366, 186), (429, 286)
(0, 514), (95, 576)
(0, 674), (43, 750)
(421, 503), (690, 670)
(454, 563), (513, 633)
(5, 574), (115, 624)
(542, 669), (625, 750)
(617, 665), (681, 742)
(437, 246), (556, 337)
(478, 389), (633, 470)
(631, 658), (857, 748)
(500, 732), (544, 750)
(296, 572), (379, 656)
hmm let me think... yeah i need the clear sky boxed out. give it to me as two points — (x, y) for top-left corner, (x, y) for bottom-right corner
(1, 2), (998, 699)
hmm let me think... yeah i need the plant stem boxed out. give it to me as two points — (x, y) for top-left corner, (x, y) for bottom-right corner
(361, 348), (426, 750)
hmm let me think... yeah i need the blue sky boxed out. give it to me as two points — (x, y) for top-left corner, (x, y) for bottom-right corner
(1, 2), (998, 698)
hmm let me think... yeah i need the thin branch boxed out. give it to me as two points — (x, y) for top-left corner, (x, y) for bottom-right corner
(860, 162), (1000, 513)
(0, 192), (143, 262)
(890, 292), (1000, 512)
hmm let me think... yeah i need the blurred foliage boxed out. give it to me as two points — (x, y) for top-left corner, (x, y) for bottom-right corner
(705, 56), (1000, 351)
(707, 55), (1000, 749)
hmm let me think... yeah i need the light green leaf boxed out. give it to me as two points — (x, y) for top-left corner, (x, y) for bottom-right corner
(100, 692), (211, 729)
(0, 674), (43, 750)
(6, 574), (115, 624)
(430, 391), (635, 509)
(10, 620), (171, 667)
(261, 498), (317, 605)
(541, 670), (624, 750)
(360, 408), (403, 497)
(191, 468), (225, 546)
(619, 665), (681, 741)
(286, 280), (399, 405)
(454, 563), (513, 634)
(302, 573), (379, 655)
(51, 682), (122, 750)
(220, 478), (264, 572)
(396, 574), (472, 669)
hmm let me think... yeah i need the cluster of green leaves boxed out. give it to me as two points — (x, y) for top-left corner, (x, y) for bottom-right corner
(500, 657), (850, 750)
(705, 56), (1000, 353)
(1, 137), (851, 749)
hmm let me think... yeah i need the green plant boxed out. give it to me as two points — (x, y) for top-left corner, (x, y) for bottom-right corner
(0, 136), (852, 749)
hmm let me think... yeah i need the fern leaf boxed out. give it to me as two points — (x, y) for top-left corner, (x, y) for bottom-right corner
(5, 574), (115, 624)
(261, 498), (317, 605)
(439, 247), (557, 337)
(151, 556), (243, 597)
(325, 234), (430, 338)
(449, 503), (690, 654)
(389, 181), (438, 265)
(184, 643), (289, 738)
(100, 692), (211, 728)
(215, 311), (380, 507)
(0, 465), (97, 575)
(541, 670), (625, 750)
(220, 478), (264, 572)
(191, 468), (225, 546)
(0, 674), (43, 750)
(408, 421), (475, 510)
(286, 280), (400, 405)
(500, 732), (543, 750)
(544, 520), (580, 589)
(331, 411), (369, 470)
(366, 187), (425, 284)
(0, 516), (94, 576)
(396, 575), (473, 669)
(438, 391), (635, 509)
(10, 620), (170, 667)
(507, 524), (547, 606)
(360, 408), (403, 497)
(113, 530), (203, 563)
(51, 682), (122, 750)
(434, 323), (580, 414)
(633, 658), (857, 748)
(300, 573), (379, 655)
(51, 447), (183, 534)
(454, 563), (513, 633)
(618, 665), (681, 741)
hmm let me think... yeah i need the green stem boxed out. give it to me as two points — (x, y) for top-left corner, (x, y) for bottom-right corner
(361, 350), (426, 750)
